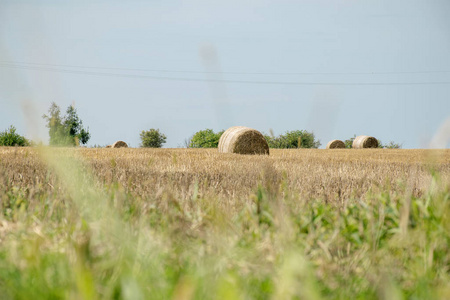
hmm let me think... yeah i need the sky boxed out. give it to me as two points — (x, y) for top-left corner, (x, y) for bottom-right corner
(1, 0), (449, 148)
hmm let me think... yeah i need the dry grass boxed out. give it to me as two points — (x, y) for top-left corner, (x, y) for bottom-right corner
(1, 147), (448, 208)
(218, 126), (269, 155)
(81, 148), (450, 203)
(0, 146), (449, 299)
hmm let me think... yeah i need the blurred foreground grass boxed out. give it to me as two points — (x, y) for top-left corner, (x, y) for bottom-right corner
(0, 147), (449, 299)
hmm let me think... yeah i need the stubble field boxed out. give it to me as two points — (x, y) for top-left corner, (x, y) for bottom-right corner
(0, 147), (449, 299)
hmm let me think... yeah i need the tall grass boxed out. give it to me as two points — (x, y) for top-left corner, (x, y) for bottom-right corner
(0, 147), (448, 299)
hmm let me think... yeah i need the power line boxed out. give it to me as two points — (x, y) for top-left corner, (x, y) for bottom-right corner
(1, 60), (450, 76)
(1, 63), (450, 86)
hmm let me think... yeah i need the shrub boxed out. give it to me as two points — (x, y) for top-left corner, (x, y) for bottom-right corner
(0, 126), (30, 146)
(140, 129), (167, 148)
(344, 135), (356, 149)
(189, 129), (224, 148)
(379, 140), (402, 149)
(263, 134), (281, 148)
(264, 130), (321, 149)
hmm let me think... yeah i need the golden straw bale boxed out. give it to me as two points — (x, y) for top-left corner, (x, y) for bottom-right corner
(218, 126), (269, 155)
(106, 145), (111, 148)
(326, 139), (345, 149)
(112, 141), (128, 148)
(352, 135), (378, 149)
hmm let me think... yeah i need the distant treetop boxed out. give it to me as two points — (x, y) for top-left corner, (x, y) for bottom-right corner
(42, 102), (91, 146)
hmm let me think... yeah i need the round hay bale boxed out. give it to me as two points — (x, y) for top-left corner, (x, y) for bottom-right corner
(106, 145), (111, 148)
(352, 135), (378, 149)
(112, 141), (128, 148)
(326, 139), (345, 149)
(218, 126), (269, 155)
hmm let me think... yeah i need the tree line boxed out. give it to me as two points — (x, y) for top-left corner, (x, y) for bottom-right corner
(0, 102), (401, 149)
(186, 129), (322, 149)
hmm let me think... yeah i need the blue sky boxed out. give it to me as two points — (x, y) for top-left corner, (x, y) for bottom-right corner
(1, 0), (449, 148)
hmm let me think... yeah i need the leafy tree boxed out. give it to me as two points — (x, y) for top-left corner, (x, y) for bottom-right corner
(189, 129), (224, 148)
(42, 102), (91, 146)
(42, 102), (68, 146)
(264, 130), (321, 149)
(64, 105), (81, 138)
(63, 105), (91, 146)
(344, 135), (356, 149)
(140, 129), (167, 148)
(294, 130), (321, 148)
(78, 128), (90, 145)
(0, 125), (30, 146)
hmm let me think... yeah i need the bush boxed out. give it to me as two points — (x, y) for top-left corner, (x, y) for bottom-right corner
(344, 135), (356, 149)
(0, 126), (30, 147)
(188, 129), (224, 148)
(140, 129), (167, 148)
(264, 130), (321, 149)
(378, 140), (402, 149)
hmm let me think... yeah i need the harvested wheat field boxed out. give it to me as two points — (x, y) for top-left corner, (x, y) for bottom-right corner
(0, 147), (449, 299)
(2, 147), (448, 205)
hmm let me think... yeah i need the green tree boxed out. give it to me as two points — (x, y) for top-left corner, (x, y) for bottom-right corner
(64, 105), (81, 138)
(63, 105), (91, 146)
(140, 129), (167, 148)
(264, 130), (321, 149)
(0, 125), (30, 146)
(344, 135), (356, 149)
(189, 129), (224, 148)
(42, 102), (91, 146)
(78, 128), (91, 145)
(42, 102), (67, 146)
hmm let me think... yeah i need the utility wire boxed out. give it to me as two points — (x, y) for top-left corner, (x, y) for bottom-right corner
(1, 60), (450, 76)
(1, 63), (450, 86)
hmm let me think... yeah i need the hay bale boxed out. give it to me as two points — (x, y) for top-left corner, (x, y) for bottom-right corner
(112, 141), (128, 148)
(326, 139), (345, 149)
(352, 135), (378, 149)
(218, 126), (269, 155)
(106, 145), (111, 148)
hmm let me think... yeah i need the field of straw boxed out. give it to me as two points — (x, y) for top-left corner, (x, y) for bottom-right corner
(0, 147), (449, 299)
